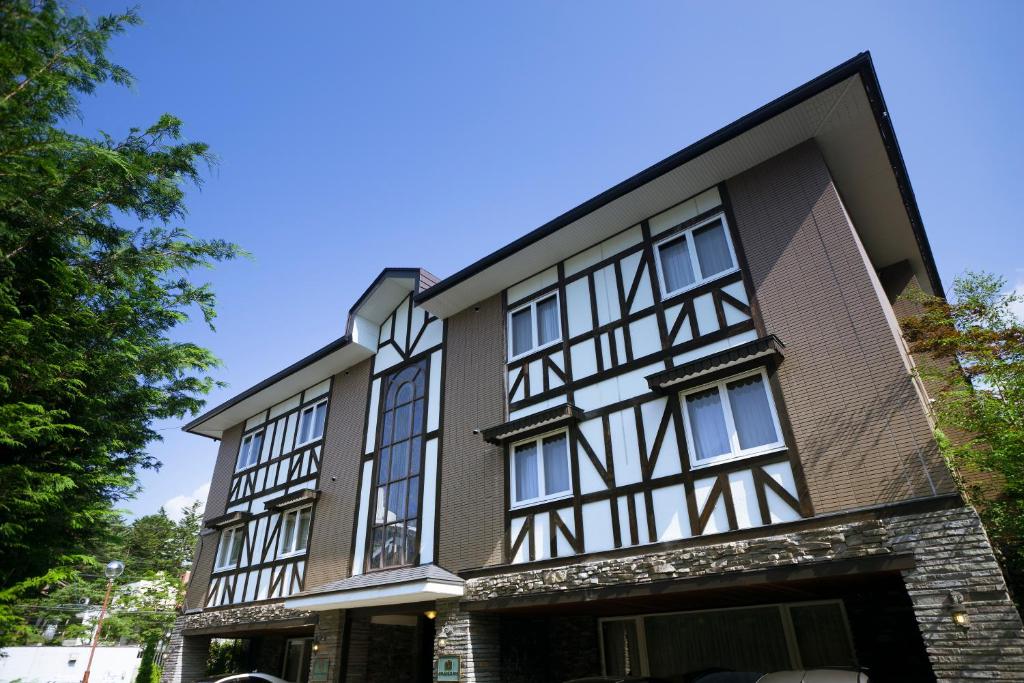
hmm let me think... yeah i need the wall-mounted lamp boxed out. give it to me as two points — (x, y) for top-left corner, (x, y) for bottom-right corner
(312, 635), (321, 653)
(436, 624), (453, 650)
(949, 590), (970, 628)
(424, 610), (437, 620)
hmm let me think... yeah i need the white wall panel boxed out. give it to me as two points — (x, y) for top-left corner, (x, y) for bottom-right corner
(693, 293), (719, 336)
(420, 438), (438, 564)
(629, 314), (661, 359)
(592, 265), (620, 326)
(245, 411), (267, 432)
(642, 398), (682, 479)
(694, 187), (722, 214)
(728, 470), (759, 529)
(608, 408), (642, 486)
(721, 279), (748, 303)
(723, 298), (750, 326)
(694, 477), (730, 535)
(510, 517), (528, 564)
(351, 460), (374, 575)
(532, 510), (550, 561)
(364, 378), (381, 454)
(763, 461), (802, 524)
(508, 396), (566, 421)
(269, 395), (300, 420)
(582, 501), (615, 553)
(509, 369), (525, 403)
(652, 484), (690, 542)
(650, 197), (700, 236)
(527, 359), (544, 398)
(630, 266), (654, 314)
(379, 313), (393, 344)
(413, 318), (443, 355)
(570, 339), (598, 380)
(373, 343), (403, 374)
(427, 350), (442, 432)
(554, 508), (576, 557)
(565, 243), (603, 277)
(305, 379), (331, 400)
(508, 267), (557, 304)
(565, 278), (592, 337)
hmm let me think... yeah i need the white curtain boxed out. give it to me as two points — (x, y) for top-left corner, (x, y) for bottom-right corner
(514, 442), (539, 501)
(693, 221), (733, 276)
(312, 402), (327, 440)
(660, 236), (696, 292)
(511, 308), (533, 356)
(727, 375), (777, 450)
(542, 434), (569, 494)
(536, 296), (560, 345)
(686, 387), (731, 460)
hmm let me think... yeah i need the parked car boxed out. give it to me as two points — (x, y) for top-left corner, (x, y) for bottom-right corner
(757, 671), (869, 683)
(208, 674), (292, 683)
(565, 678), (670, 683)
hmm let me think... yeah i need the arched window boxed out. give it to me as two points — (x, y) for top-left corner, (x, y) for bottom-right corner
(367, 359), (427, 570)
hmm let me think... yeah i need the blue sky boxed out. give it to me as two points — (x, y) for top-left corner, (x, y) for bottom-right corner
(72, 1), (1023, 519)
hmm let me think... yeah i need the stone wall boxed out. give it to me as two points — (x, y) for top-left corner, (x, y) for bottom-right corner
(455, 505), (1024, 682)
(434, 599), (501, 683)
(310, 611), (345, 683)
(161, 602), (316, 683)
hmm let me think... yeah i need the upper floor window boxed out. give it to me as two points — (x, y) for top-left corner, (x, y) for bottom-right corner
(508, 293), (561, 361)
(368, 360), (427, 571)
(511, 430), (571, 507)
(681, 368), (784, 468)
(655, 215), (738, 297)
(278, 506), (312, 557)
(297, 399), (327, 446)
(214, 525), (245, 570)
(236, 431), (263, 471)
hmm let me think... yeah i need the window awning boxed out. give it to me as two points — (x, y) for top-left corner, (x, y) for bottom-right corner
(479, 403), (583, 446)
(203, 511), (253, 530)
(264, 488), (320, 511)
(284, 564), (464, 612)
(646, 335), (785, 391)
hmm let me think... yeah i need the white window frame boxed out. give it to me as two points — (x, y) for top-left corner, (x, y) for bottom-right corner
(236, 430), (264, 471)
(214, 525), (245, 571)
(509, 428), (573, 509)
(507, 291), (562, 362)
(653, 212), (739, 298)
(680, 366), (786, 469)
(278, 505), (312, 558)
(296, 399), (328, 447)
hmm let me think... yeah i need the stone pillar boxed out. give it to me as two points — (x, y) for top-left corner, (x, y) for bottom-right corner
(160, 616), (211, 683)
(890, 507), (1024, 681)
(343, 613), (371, 681)
(433, 599), (500, 683)
(309, 611), (346, 683)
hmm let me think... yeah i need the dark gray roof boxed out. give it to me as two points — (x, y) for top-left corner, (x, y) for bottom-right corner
(646, 335), (785, 391)
(295, 564), (463, 598)
(479, 403), (582, 445)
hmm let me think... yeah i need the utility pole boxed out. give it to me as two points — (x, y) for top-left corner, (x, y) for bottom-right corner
(82, 560), (124, 683)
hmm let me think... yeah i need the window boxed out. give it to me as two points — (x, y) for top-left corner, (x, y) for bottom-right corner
(681, 368), (784, 467)
(236, 431), (263, 471)
(510, 431), (571, 507)
(214, 525), (245, 570)
(655, 215), (737, 296)
(297, 399), (327, 446)
(368, 360), (427, 570)
(278, 506), (312, 556)
(600, 601), (855, 677)
(508, 293), (561, 360)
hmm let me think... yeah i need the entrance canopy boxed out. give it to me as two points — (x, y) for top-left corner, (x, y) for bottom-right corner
(285, 564), (464, 611)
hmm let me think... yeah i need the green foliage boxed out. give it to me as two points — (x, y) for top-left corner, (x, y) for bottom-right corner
(0, 0), (241, 592)
(135, 639), (161, 683)
(0, 507), (200, 646)
(902, 271), (1024, 596)
(207, 639), (247, 677)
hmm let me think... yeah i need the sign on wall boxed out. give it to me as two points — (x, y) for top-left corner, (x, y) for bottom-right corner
(309, 656), (330, 682)
(436, 654), (460, 682)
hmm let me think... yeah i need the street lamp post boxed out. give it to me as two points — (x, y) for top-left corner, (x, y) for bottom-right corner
(81, 560), (124, 683)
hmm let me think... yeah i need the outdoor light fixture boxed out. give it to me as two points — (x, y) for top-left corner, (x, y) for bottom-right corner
(424, 610), (437, 620)
(82, 559), (125, 683)
(949, 590), (971, 628)
(436, 624), (453, 650)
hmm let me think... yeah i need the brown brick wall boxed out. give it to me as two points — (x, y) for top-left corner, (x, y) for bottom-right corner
(726, 141), (955, 515)
(185, 423), (243, 611)
(305, 360), (372, 587)
(437, 294), (507, 571)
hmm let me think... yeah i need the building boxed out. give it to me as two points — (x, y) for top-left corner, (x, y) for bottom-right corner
(161, 53), (1024, 683)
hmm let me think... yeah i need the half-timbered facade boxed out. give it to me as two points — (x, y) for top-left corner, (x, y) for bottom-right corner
(163, 53), (1024, 683)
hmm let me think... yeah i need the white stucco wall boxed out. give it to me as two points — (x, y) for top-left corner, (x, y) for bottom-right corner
(0, 646), (141, 683)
